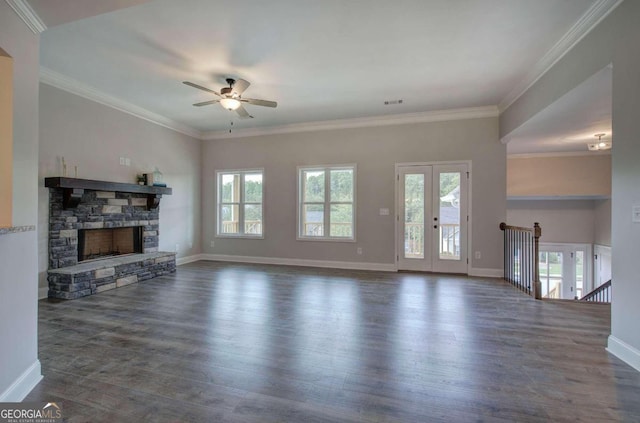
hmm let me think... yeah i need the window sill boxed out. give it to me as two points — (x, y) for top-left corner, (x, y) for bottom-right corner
(296, 236), (356, 243)
(216, 234), (264, 240)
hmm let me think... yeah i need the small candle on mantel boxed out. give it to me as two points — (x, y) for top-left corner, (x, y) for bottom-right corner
(74, 166), (78, 178)
(62, 157), (67, 177)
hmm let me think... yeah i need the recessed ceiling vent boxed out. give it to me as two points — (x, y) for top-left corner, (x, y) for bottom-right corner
(384, 99), (403, 105)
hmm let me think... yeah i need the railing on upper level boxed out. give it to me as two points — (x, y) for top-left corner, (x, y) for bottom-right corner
(500, 222), (542, 299)
(580, 279), (611, 303)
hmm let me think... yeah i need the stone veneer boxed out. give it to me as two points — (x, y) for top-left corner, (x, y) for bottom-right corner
(48, 252), (176, 299)
(47, 188), (175, 299)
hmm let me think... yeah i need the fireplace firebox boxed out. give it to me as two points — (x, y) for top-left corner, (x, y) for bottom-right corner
(78, 227), (143, 262)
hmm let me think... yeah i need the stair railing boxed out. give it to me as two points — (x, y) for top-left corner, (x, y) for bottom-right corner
(499, 222), (542, 299)
(580, 279), (611, 303)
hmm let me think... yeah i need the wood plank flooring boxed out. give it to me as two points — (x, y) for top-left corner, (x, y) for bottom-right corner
(26, 261), (640, 422)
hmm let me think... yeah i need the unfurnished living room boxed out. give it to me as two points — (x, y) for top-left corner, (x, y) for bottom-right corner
(1, 1), (640, 422)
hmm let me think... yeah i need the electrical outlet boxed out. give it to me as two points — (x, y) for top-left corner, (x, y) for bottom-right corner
(119, 157), (125, 165)
(125, 158), (131, 166)
(475, 251), (481, 259)
(357, 247), (363, 255)
(210, 241), (215, 248)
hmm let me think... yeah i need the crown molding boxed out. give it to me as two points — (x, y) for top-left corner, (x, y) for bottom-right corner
(39, 66), (498, 142)
(40, 67), (203, 139)
(5, 0), (47, 34)
(508, 150), (611, 159)
(202, 106), (499, 140)
(498, 0), (624, 113)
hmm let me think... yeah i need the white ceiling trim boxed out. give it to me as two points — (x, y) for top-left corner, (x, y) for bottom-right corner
(508, 150), (611, 159)
(40, 67), (203, 139)
(5, 0), (46, 34)
(202, 106), (500, 140)
(40, 65), (498, 142)
(507, 195), (609, 201)
(498, 0), (623, 113)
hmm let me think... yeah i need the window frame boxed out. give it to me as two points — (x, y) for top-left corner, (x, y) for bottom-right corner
(216, 168), (264, 239)
(297, 164), (356, 242)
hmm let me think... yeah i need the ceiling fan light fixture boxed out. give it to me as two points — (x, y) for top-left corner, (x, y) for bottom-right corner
(220, 98), (241, 111)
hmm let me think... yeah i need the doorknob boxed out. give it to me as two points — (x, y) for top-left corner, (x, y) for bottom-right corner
(434, 217), (438, 221)
(434, 225), (438, 229)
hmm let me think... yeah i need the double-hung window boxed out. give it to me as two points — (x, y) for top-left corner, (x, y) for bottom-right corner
(298, 165), (355, 240)
(217, 169), (263, 237)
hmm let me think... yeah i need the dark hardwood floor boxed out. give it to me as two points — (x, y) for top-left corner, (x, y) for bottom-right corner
(27, 261), (640, 422)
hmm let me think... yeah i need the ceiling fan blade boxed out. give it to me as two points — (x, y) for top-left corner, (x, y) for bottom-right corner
(242, 98), (277, 108)
(235, 104), (253, 119)
(233, 78), (250, 95)
(193, 100), (219, 107)
(183, 81), (221, 97)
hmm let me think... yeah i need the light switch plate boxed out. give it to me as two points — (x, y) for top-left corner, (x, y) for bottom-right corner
(633, 205), (640, 223)
(379, 208), (390, 216)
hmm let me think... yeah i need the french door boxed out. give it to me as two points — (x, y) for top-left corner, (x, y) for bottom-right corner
(539, 243), (591, 300)
(396, 163), (468, 273)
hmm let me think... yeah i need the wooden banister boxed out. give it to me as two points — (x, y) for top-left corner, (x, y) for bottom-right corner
(500, 222), (542, 299)
(581, 280), (611, 303)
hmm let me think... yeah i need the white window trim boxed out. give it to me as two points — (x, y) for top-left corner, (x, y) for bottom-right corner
(216, 168), (265, 239)
(297, 164), (357, 242)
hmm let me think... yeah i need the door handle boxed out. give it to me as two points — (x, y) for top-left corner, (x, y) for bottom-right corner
(434, 225), (438, 229)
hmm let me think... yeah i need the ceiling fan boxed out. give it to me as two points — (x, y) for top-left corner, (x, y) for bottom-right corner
(182, 78), (277, 119)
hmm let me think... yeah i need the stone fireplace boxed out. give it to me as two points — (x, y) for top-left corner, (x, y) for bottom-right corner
(45, 177), (175, 299)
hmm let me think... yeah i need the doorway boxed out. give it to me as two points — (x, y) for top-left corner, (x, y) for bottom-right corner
(538, 243), (591, 299)
(396, 163), (469, 273)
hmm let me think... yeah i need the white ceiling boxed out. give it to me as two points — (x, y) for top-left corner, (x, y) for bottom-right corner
(505, 65), (612, 155)
(30, 0), (614, 148)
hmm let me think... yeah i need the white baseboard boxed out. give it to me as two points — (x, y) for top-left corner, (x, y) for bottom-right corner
(468, 267), (503, 278)
(198, 254), (397, 272)
(38, 287), (48, 300)
(0, 360), (43, 402)
(607, 335), (640, 372)
(176, 254), (206, 266)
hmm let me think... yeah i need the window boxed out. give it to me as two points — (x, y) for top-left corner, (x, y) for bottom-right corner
(217, 169), (263, 237)
(298, 165), (355, 240)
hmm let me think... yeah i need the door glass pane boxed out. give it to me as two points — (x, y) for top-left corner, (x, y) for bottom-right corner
(303, 170), (324, 202)
(303, 204), (324, 236)
(244, 204), (262, 235)
(330, 169), (353, 201)
(220, 204), (239, 234)
(439, 172), (460, 260)
(221, 174), (240, 202)
(330, 204), (353, 237)
(540, 251), (563, 299)
(244, 173), (263, 202)
(404, 174), (424, 259)
(575, 251), (584, 299)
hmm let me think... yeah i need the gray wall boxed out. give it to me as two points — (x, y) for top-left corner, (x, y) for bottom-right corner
(202, 117), (506, 272)
(507, 200), (605, 244)
(38, 84), (202, 292)
(0, 2), (41, 400)
(594, 199), (611, 247)
(501, 0), (640, 367)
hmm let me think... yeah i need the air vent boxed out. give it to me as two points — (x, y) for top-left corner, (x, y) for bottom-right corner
(384, 99), (403, 105)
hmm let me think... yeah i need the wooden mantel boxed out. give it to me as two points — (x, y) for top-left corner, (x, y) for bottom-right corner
(44, 177), (172, 210)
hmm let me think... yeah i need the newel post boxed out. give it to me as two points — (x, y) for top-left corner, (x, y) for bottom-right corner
(533, 222), (542, 300)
